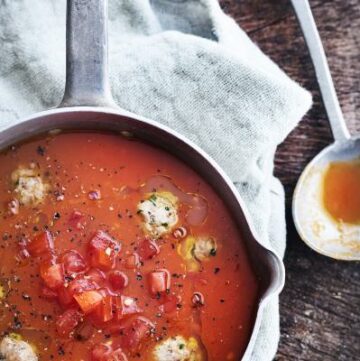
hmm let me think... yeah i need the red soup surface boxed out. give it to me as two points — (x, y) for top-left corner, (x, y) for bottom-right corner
(0, 132), (259, 361)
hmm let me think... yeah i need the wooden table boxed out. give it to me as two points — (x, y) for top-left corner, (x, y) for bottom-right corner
(219, 1), (360, 360)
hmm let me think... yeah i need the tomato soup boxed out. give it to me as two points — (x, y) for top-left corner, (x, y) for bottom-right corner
(0, 132), (259, 361)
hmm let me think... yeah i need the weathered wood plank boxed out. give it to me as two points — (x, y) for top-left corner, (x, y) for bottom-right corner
(219, 0), (360, 360)
(221, 0), (360, 198)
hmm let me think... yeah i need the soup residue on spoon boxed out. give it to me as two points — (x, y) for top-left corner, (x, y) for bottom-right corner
(293, 157), (360, 259)
(322, 159), (360, 224)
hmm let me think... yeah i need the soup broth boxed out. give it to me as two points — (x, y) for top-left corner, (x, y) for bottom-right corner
(0, 132), (259, 361)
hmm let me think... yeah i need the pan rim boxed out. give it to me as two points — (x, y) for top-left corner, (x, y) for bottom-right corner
(0, 105), (285, 360)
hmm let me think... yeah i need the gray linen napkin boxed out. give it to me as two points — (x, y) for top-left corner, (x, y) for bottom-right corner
(0, 0), (312, 359)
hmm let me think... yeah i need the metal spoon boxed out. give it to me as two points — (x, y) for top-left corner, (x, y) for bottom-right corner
(291, 0), (360, 260)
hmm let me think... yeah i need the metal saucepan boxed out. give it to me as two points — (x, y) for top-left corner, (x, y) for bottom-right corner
(0, 1), (285, 359)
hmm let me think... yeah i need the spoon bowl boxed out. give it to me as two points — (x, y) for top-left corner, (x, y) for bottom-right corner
(291, 0), (359, 260)
(293, 137), (360, 260)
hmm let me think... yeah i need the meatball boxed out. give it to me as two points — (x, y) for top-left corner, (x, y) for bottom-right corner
(0, 337), (38, 361)
(137, 192), (178, 237)
(11, 166), (49, 206)
(153, 336), (202, 361)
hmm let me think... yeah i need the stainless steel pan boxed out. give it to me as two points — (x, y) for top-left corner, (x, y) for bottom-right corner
(0, 1), (285, 359)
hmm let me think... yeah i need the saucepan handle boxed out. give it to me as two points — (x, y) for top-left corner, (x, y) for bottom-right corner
(60, 0), (115, 108)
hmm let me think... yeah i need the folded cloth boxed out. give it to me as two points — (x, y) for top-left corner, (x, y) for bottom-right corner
(0, 0), (312, 359)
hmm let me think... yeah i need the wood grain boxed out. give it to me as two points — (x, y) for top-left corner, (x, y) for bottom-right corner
(219, 0), (360, 360)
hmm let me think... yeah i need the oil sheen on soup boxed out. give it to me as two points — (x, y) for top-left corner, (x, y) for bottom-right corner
(0, 132), (259, 361)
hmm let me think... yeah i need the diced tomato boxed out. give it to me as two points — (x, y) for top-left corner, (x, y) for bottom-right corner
(74, 290), (104, 314)
(68, 210), (85, 230)
(27, 231), (54, 257)
(94, 249), (114, 270)
(86, 268), (107, 287)
(61, 250), (87, 275)
(108, 271), (128, 291)
(56, 308), (83, 337)
(88, 231), (121, 270)
(121, 316), (154, 350)
(68, 277), (98, 296)
(59, 277), (100, 308)
(40, 286), (58, 300)
(40, 263), (64, 289)
(159, 294), (180, 314)
(91, 343), (113, 361)
(138, 239), (160, 260)
(124, 253), (140, 269)
(93, 295), (114, 323)
(113, 296), (142, 321)
(58, 286), (76, 307)
(147, 269), (171, 296)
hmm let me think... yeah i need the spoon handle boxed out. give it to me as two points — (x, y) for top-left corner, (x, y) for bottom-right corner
(291, 0), (350, 141)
